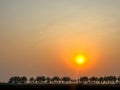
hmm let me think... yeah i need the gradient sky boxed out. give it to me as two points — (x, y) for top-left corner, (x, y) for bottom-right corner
(0, 0), (120, 82)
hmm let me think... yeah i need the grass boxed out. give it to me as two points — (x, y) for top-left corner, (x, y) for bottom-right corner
(0, 83), (120, 90)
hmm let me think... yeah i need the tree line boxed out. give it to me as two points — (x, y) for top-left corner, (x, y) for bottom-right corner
(8, 76), (120, 85)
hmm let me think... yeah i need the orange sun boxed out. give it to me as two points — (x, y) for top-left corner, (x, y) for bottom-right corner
(75, 55), (86, 65)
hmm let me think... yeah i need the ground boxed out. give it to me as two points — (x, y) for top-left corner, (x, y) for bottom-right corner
(0, 84), (120, 90)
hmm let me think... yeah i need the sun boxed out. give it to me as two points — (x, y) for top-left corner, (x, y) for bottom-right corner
(75, 55), (86, 65)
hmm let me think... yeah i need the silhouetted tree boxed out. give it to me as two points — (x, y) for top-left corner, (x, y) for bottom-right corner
(79, 76), (88, 84)
(36, 76), (46, 84)
(108, 76), (117, 84)
(8, 77), (14, 84)
(71, 79), (76, 84)
(8, 75), (120, 85)
(113, 76), (117, 84)
(98, 77), (104, 84)
(118, 76), (120, 84)
(51, 76), (60, 84)
(8, 76), (21, 84)
(21, 76), (27, 84)
(104, 76), (108, 84)
(46, 77), (51, 84)
(62, 77), (71, 84)
(29, 77), (35, 84)
(89, 76), (98, 84)
(103, 76), (116, 84)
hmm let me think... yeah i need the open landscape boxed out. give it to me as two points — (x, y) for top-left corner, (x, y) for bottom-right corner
(0, 84), (120, 89)
(0, 0), (120, 89)
(0, 76), (120, 89)
(0, 83), (120, 90)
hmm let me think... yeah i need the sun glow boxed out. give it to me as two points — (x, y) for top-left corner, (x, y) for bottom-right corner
(75, 55), (86, 65)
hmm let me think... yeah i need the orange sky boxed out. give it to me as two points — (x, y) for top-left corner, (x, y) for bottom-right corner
(0, 0), (120, 82)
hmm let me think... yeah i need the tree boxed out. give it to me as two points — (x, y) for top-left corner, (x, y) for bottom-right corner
(51, 76), (60, 84)
(62, 77), (71, 84)
(98, 77), (104, 84)
(104, 76), (113, 84)
(46, 77), (51, 84)
(21, 76), (27, 84)
(29, 77), (35, 84)
(8, 76), (21, 84)
(36, 76), (46, 84)
(108, 76), (117, 84)
(113, 76), (117, 84)
(71, 79), (76, 84)
(89, 76), (98, 84)
(79, 76), (88, 84)
(8, 77), (14, 84)
(118, 76), (120, 84)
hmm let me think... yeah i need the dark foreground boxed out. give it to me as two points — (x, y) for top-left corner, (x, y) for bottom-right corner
(0, 84), (120, 90)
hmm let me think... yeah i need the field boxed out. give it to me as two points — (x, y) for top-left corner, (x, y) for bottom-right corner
(0, 84), (120, 90)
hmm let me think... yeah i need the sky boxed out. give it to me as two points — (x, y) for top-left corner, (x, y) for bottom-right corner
(0, 0), (120, 82)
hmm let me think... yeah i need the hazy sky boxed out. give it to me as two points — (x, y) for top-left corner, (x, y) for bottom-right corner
(0, 0), (120, 82)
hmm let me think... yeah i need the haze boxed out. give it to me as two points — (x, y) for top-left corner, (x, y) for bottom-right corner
(0, 0), (120, 82)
